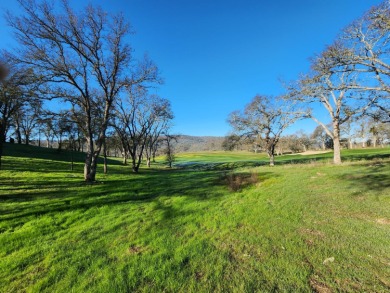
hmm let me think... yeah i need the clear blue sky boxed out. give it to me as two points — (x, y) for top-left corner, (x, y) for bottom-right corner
(0, 0), (383, 136)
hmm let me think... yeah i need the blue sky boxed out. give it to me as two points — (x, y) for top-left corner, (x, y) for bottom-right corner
(0, 0), (383, 136)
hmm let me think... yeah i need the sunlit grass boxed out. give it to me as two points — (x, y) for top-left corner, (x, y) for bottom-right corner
(1, 144), (389, 292)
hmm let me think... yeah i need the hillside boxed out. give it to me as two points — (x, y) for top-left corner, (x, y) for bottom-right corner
(175, 135), (225, 152)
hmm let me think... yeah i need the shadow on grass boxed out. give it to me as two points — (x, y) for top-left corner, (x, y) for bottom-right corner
(340, 163), (390, 193)
(174, 160), (268, 171)
(275, 150), (390, 165)
(2, 142), (123, 172)
(1, 168), (278, 225)
(342, 152), (390, 162)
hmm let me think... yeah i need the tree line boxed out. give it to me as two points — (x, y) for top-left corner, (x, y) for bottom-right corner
(0, 0), (174, 181)
(228, 1), (390, 165)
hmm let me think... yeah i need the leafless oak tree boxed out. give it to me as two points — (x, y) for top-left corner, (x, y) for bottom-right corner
(228, 95), (302, 166)
(113, 88), (172, 172)
(0, 56), (38, 169)
(336, 1), (390, 122)
(291, 43), (381, 164)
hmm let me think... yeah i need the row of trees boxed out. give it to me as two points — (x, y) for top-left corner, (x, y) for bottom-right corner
(225, 120), (390, 155)
(0, 0), (174, 180)
(228, 1), (390, 165)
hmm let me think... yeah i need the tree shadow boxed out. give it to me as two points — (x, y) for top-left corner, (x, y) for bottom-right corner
(0, 167), (278, 228)
(342, 151), (390, 162)
(2, 142), (123, 173)
(340, 163), (390, 193)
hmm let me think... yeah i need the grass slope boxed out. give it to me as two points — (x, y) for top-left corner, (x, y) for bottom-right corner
(1, 144), (389, 292)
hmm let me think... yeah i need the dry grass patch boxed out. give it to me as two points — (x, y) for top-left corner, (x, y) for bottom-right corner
(310, 276), (332, 293)
(376, 218), (390, 225)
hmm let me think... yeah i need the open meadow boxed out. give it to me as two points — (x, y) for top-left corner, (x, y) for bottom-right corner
(1, 144), (389, 292)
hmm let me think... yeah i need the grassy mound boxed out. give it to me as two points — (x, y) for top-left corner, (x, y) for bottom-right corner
(1, 144), (389, 292)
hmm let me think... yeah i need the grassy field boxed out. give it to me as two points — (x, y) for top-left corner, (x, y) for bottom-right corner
(1, 144), (390, 292)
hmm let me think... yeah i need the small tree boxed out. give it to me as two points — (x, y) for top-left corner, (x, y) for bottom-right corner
(144, 98), (173, 167)
(228, 95), (302, 166)
(164, 133), (178, 168)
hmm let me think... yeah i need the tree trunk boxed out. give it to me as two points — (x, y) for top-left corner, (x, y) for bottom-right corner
(269, 154), (275, 166)
(147, 157), (151, 168)
(348, 138), (353, 150)
(58, 137), (62, 150)
(132, 164), (139, 173)
(103, 155), (107, 174)
(84, 152), (98, 182)
(103, 141), (108, 174)
(84, 138), (101, 182)
(135, 151), (143, 172)
(15, 125), (22, 144)
(70, 151), (74, 171)
(122, 149), (127, 165)
(130, 153), (138, 173)
(333, 122), (342, 165)
(267, 144), (275, 166)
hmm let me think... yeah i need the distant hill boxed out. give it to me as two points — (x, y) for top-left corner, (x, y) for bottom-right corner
(175, 135), (225, 152)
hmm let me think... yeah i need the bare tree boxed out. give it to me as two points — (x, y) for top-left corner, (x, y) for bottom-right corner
(40, 114), (56, 148)
(13, 98), (42, 145)
(7, 0), (159, 181)
(292, 42), (381, 164)
(311, 125), (330, 150)
(335, 2), (390, 123)
(0, 57), (38, 168)
(144, 99), (173, 167)
(228, 95), (302, 166)
(163, 133), (178, 168)
(113, 88), (172, 172)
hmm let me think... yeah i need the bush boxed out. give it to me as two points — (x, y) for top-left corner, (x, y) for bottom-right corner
(220, 171), (259, 192)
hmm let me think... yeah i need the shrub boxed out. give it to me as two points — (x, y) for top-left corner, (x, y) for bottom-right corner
(220, 171), (259, 192)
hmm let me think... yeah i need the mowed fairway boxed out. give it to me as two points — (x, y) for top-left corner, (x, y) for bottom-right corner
(1, 144), (389, 292)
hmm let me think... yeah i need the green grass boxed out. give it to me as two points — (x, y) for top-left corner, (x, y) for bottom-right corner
(1, 144), (390, 292)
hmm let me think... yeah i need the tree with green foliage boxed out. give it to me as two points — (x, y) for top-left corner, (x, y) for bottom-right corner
(222, 134), (241, 151)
